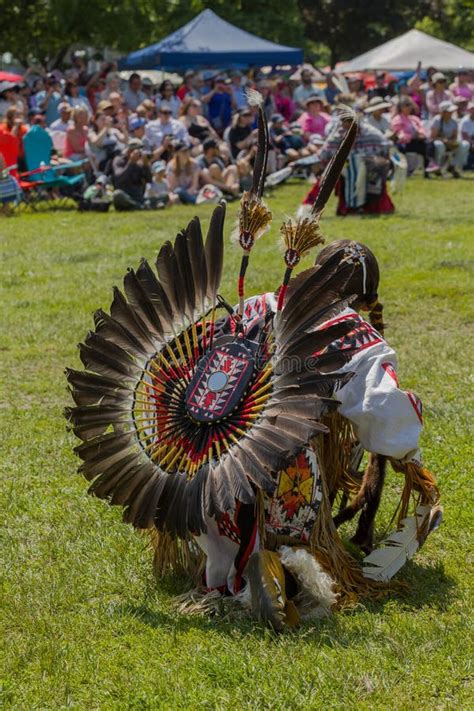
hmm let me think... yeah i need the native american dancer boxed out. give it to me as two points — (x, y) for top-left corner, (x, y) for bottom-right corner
(300, 112), (395, 216)
(65, 94), (441, 631)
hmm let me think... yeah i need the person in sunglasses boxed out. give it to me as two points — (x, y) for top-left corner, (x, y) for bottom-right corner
(144, 101), (189, 162)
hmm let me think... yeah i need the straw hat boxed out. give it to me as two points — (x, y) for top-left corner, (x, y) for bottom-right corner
(364, 96), (392, 113)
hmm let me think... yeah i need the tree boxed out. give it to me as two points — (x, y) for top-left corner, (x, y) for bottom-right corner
(416, 0), (474, 51)
(0, 0), (305, 69)
(298, 0), (439, 67)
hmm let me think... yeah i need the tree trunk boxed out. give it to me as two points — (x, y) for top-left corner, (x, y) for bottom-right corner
(50, 45), (70, 71)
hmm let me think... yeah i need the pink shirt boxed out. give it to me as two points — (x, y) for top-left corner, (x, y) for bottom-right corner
(426, 89), (454, 118)
(297, 111), (331, 137)
(390, 114), (426, 144)
(450, 83), (473, 101)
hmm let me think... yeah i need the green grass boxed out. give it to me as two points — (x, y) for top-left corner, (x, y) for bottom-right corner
(1, 178), (473, 710)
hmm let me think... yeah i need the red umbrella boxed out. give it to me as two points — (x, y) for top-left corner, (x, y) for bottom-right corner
(0, 71), (24, 83)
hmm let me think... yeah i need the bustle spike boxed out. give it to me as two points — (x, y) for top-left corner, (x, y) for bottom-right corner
(275, 108), (358, 313)
(232, 90), (272, 315)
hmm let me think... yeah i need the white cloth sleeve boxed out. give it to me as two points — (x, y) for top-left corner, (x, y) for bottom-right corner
(336, 340), (423, 461)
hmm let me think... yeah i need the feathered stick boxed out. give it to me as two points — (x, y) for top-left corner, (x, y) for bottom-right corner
(231, 89), (272, 315)
(276, 107), (357, 313)
(310, 107), (357, 218)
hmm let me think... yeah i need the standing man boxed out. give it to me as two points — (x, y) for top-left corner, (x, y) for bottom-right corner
(36, 74), (63, 126)
(202, 77), (233, 135)
(230, 71), (247, 110)
(123, 73), (146, 112)
(293, 68), (323, 109)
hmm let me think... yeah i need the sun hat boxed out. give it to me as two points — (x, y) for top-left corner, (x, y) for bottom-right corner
(439, 100), (456, 112)
(431, 72), (447, 83)
(364, 96), (392, 113)
(127, 138), (143, 150)
(305, 95), (324, 106)
(97, 99), (113, 112)
(129, 117), (147, 131)
(151, 160), (166, 173)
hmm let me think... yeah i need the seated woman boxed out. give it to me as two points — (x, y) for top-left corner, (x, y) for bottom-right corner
(64, 79), (92, 114)
(87, 111), (126, 175)
(228, 107), (256, 159)
(165, 141), (201, 204)
(301, 112), (394, 215)
(297, 95), (331, 139)
(178, 98), (218, 152)
(64, 107), (89, 162)
(197, 137), (239, 196)
(430, 101), (470, 177)
(391, 97), (433, 177)
(269, 113), (310, 162)
(155, 80), (181, 119)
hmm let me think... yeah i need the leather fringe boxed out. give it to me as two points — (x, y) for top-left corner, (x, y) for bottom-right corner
(149, 529), (205, 583)
(396, 461), (440, 526)
(309, 416), (396, 606)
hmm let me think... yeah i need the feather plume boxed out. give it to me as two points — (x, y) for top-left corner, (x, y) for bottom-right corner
(246, 88), (263, 107)
(185, 217), (208, 313)
(246, 89), (269, 198)
(135, 260), (175, 335)
(230, 191), (272, 249)
(123, 269), (166, 342)
(109, 286), (160, 349)
(362, 506), (433, 581)
(156, 241), (186, 323)
(204, 201), (226, 306)
(174, 230), (196, 321)
(280, 217), (324, 267)
(311, 107), (357, 217)
(331, 73), (350, 95)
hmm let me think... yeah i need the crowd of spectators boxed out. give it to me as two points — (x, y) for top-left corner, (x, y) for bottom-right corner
(0, 56), (473, 213)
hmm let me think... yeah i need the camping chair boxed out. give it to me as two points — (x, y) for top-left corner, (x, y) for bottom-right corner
(0, 163), (23, 213)
(0, 130), (52, 210)
(22, 125), (86, 202)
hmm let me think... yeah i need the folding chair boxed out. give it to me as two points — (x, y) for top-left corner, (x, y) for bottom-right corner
(22, 125), (86, 202)
(0, 131), (49, 210)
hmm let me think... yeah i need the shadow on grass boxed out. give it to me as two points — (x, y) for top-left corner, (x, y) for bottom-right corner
(113, 560), (456, 643)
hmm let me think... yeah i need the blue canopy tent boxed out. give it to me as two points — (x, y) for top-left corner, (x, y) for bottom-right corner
(119, 9), (303, 70)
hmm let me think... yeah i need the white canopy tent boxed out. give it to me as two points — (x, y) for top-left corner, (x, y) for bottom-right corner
(342, 29), (474, 72)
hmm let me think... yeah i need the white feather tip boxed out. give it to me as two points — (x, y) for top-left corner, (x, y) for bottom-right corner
(246, 88), (264, 108)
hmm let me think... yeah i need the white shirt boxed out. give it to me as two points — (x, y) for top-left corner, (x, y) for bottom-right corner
(144, 118), (189, 149)
(293, 84), (324, 107)
(49, 118), (70, 133)
(366, 114), (391, 134)
(155, 95), (181, 119)
(459, 114), (474, 141)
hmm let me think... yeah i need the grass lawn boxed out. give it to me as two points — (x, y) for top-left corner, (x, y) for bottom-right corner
(1, 177), (473, 710)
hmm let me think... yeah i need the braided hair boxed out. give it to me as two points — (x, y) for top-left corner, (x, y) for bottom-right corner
(314, 239), (385, 336)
